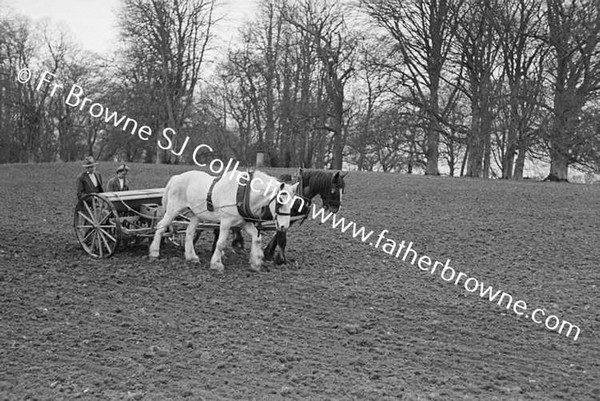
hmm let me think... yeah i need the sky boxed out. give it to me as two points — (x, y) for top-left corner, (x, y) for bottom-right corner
(3, 0), (258, 55)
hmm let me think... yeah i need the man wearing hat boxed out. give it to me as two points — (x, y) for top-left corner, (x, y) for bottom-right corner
(77, 156), (104, 200)
(106, 164), (131, 192)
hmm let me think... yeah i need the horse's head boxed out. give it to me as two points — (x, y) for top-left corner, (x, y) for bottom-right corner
(321, 171), (347, 213)
(268, 182), (299, 232)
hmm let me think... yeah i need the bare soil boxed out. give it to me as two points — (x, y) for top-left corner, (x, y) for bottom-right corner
(1, 162), (599, 400)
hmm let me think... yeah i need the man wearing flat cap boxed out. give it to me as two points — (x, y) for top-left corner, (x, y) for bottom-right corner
(77, 156), (104, 201)
(106, 164), (131, 192)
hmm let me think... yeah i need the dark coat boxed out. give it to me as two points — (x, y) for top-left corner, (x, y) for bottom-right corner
(106, 176), (130, 192)
(77, 171), (103, 200)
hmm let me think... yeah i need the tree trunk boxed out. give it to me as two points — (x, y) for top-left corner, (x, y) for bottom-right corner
(460, 147), (468, 176)
(425, 75), (440, 175)
(329, 84), (345, 170)
(466, 110), (484, 177)
(513, 147), (526, 180)
(446, 137), (456, 177)
(545, 91), (578, 182)
(466, 138), (484, 177)
(502, 128), (517, 179)
(425, 126), (440, 175)
(545, 146), (569, 181)
(483, 137), (490, 179)
(482, 110), (492, 179)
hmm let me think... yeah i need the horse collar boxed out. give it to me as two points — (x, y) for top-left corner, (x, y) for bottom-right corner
(236, 170), (256, 220)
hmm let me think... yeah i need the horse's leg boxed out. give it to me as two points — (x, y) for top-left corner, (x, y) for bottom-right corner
(210, 221), (231, 273)
(212, 229), (219, 253)
(263, 233), (278, 261)
(149, 210), (177, 259)
(244, 223), (263, 272)
(273, 231), (288, 265)
(184, 215), (200, 262)
(231, 227), (244, 249)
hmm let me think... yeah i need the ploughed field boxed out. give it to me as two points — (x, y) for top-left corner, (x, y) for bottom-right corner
(0, 162), (598, 400)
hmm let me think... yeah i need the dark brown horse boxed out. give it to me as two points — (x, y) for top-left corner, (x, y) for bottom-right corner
(217, 169), (347, 265)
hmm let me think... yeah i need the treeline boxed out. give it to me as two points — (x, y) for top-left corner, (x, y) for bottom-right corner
(1, 0), (599, 180)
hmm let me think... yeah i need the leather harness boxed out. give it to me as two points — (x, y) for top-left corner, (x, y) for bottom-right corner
(206, 170), (267, 222)
(206, 175), (223, 212)
(294, 173), (311, 226)
(206, 170), (299, 225)
(236, 170), (258, 220)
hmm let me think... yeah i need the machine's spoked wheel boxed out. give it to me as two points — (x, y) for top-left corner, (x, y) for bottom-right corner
(74, 194), (120, 258)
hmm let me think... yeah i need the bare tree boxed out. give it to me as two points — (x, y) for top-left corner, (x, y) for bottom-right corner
(0, 15), (33, 162)
(218, 0), (353, 168)
(255, 0), (283, 163)
(346, 40), (386, 171)
(492, 0), (548, 179)
(455, 0), (502, 178)
(119, 0), (216, 164)
(284, 0), (355, 170)
(225, 0), (285, 166)
(362, 0), (465, 175)
(544, 0), (600, 181)
(0, 15), (82, 163)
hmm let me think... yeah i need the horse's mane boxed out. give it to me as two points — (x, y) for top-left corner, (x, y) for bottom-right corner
(279, 169), (344, 196)
(303, 170), (344, 192)
(279, 173), (294, 182)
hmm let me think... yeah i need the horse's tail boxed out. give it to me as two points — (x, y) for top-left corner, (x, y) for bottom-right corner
(161, 176), (173, 215)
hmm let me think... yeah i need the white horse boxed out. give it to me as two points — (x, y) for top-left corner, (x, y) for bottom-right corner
(149, 170), (298, 272)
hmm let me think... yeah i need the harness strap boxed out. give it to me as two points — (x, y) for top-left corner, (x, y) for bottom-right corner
(295, 173), (312, 226)
(236, 170), (256, 220)
(206, 175), (223, 212)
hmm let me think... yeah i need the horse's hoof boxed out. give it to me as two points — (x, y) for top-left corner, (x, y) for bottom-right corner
(249, 265), (261, 273)
(210, 262), (225, 273)
(274, 254), (287, 265)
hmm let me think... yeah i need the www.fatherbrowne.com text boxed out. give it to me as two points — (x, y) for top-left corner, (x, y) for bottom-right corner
(308, 204), (581, 341)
